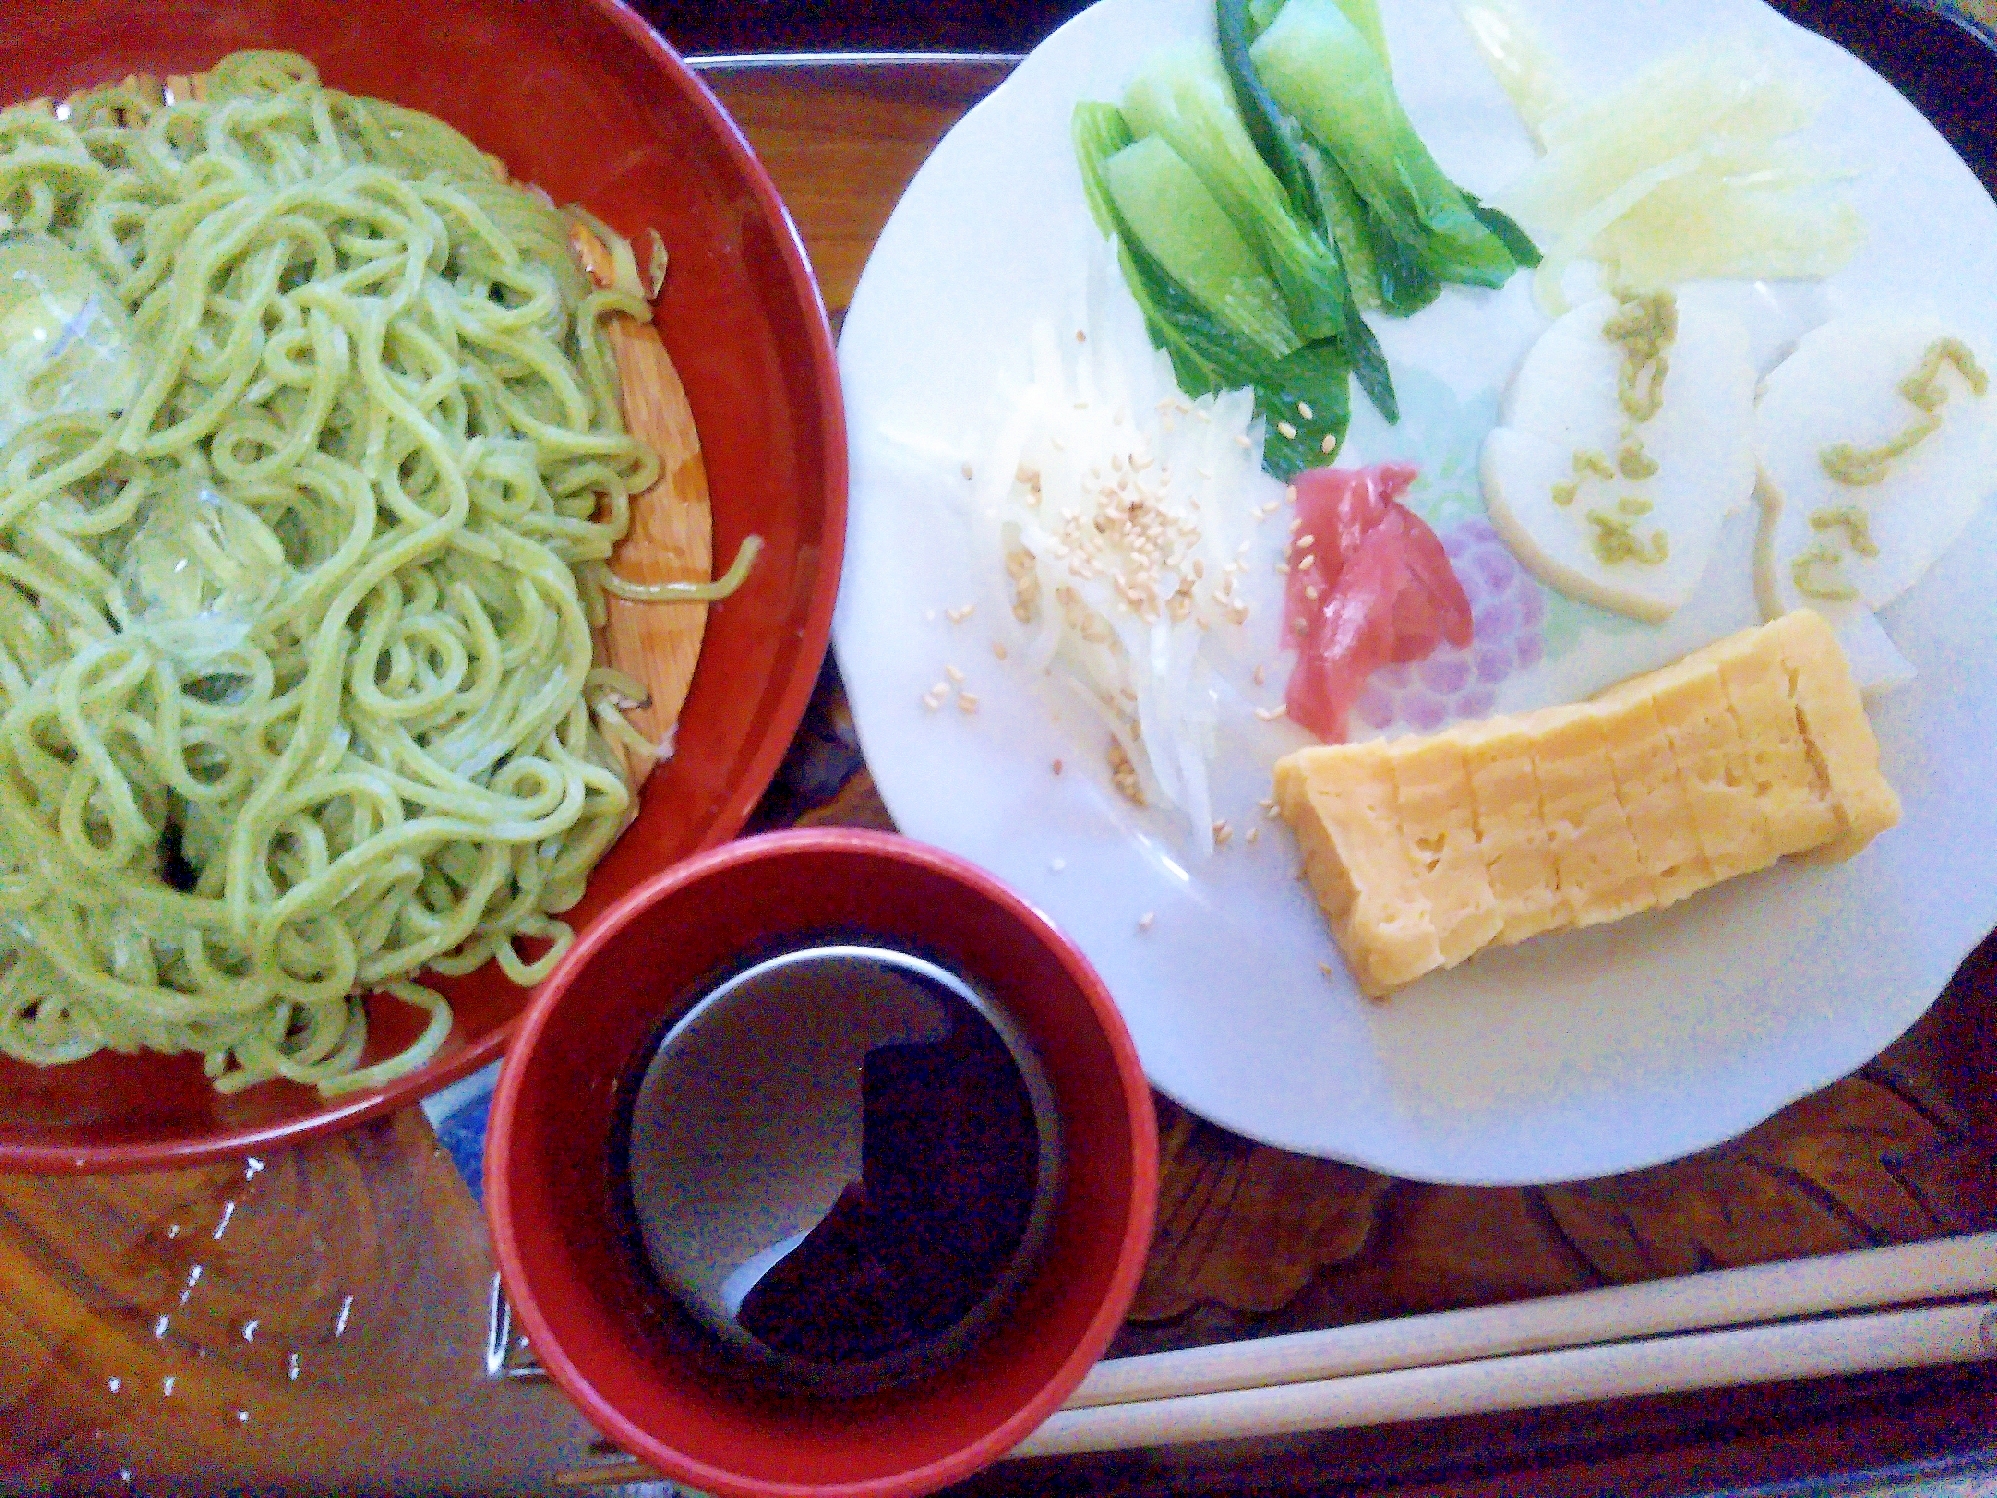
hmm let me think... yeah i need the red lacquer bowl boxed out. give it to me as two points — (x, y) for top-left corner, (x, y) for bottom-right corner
(486, 830), (1159, 1498)
(0, 0), (844, 1171)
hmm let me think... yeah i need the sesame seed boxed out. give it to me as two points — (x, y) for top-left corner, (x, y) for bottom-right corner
(1235, 433), (1252, 448)
(1213, 820), (1232, 846)
(947, 603), (976, 623)
(961, 461), (975, 480)
(1297, 534), (1315, 547)
(1138, 912), (1155, 931)
(1276, 421), (1297, 440)
(1285, 484), (1298, 503)
(1246, 825), (1261, 844)
(922, 693), (941, 712)
(1292, 617), (1307, 635)
(945, 664), (965, 683)
(1253, 663), (1267, 685)
(1052, 758), (1064, 774)
(1305, 585), (1320, 601)
(1255, 705), (1287, 721)
(1298, 554), (1317, 570)
(1297, 401), (1314, 420)
(1320, 962), (1336, 977)
(1076, 329), (1087, 342)
(992, 640), (1008, 660)
(1320, 433), (1336, 454)
(931, 680), (950, 697)
(1274, 561), (1289, 574)
(1196, 465), (1213, 479)
(957, 693), (980, 713)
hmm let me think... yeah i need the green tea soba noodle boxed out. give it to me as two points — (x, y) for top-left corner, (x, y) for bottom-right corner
(0, 52), (738, 1094)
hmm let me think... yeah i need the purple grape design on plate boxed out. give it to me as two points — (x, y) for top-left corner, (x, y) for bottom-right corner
(1352, 517), (1546, 736)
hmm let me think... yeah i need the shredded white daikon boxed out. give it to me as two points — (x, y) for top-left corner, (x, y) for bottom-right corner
(971, 259), (1265, 855)
(1481, 32), (1862, 314)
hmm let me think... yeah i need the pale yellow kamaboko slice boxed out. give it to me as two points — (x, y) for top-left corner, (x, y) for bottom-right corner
(1755, 316), (1997, 642)
(1480, 290), (1757, 623)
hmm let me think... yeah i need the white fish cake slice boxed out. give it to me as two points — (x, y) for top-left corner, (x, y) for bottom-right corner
(1755, 314), (1997, 629)
(1482, 290), (1757, 622)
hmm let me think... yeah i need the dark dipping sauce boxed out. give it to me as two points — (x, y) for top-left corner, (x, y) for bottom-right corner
(615, 941), (1061, 1397)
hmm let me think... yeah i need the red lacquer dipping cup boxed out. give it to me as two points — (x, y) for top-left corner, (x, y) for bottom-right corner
(485, 830), (1158, 1498)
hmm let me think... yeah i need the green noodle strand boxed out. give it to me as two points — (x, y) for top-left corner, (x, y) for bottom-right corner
(0, 52), (694, 1094)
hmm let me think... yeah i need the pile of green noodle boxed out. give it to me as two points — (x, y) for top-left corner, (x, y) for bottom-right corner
(0, 52), (694, 1094)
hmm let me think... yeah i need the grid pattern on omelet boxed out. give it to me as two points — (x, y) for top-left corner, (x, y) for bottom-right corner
(1278, 611), (1899, 997)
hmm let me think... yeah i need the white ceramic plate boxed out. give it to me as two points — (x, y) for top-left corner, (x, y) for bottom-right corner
(833, 0), (1997, 1183)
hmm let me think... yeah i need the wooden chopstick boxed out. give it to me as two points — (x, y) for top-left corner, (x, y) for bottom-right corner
(540, 1238), (1997, 1482)
(1068, 1232), (1997, 1411)
(546, 1296), (1997, 1485)
(1012, 1298), (1997, 1459)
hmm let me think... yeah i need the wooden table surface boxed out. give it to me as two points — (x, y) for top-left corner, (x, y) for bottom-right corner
(7, 13), (1997, 1496)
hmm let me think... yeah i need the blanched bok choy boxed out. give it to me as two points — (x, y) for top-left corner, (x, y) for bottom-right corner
(1104, 136), (1301, 358)
(1121, 41), (1352, 346)
(1074, 102), (1361, 476)
(1246, 0), (1537, 294)
(1217, 0), (1438, 320)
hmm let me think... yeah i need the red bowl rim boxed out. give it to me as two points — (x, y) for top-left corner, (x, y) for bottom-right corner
(0, 0), (847, 1175)
(484, 828), (1160, 1498)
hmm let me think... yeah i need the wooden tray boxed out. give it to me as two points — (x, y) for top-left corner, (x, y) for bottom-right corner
(5, 8), (1997, 1493)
